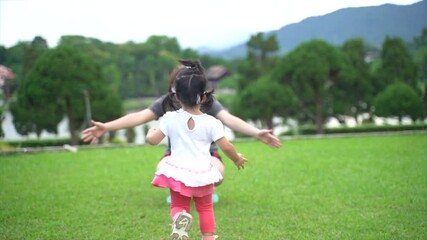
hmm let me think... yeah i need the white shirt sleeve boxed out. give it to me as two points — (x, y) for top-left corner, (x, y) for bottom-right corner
(159, 112), (172, 137)
(211, 118), (225, 142)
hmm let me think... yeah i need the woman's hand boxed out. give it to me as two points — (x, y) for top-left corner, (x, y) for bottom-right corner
(257, 129), (282, 148)
(81, 120), (107, 144)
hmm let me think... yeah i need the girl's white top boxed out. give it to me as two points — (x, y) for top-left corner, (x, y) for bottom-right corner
(156, 109), (224, 187)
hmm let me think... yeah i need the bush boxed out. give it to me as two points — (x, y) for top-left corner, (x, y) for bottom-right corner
(373, 82), (425, 121)
(281, 123), (427, 136)
(2, 138), (72, 148)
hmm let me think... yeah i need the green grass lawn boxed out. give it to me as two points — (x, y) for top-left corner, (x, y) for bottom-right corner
(1, 134), (426, 239)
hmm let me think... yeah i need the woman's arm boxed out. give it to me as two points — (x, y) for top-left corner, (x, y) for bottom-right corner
(215, 137), (247, 170)
(81, 108), (158, 144)
(146, 127), (165, 145)
(215, 110), (282, 148)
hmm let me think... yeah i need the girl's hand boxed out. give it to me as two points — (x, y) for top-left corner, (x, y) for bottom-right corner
(81, 120), (107, 144)
(234, 153), (248, 170)
(257, 129), (282, 148)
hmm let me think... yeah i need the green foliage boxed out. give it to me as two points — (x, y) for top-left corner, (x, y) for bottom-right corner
(1, 138), (73, 148)
(1, 135), (426, 239)
(411, 28), (427, 114)
(215, 95), (234, 110)
(412, 28), (427, 83)
(10, 45), (122, 144)
(122, 97), (157, 111)
(3, 29), (427, 142)
(231, 33), (284, 128)
(236, 61), (263, 90)
(274, 39), (346, 133)
(375, 37), (418, 91)
(0, 37), (49, 95)
(55, 35), (227, 100)
(374, 82), (425, 122)
(233, 76), (297, 128)
(217, 74), (239, 90)
(335, 38), (374, 121)
(414, 47), (427, 83)
(286, 123), (427, 136)
(237, 33), (279, 90)
(246, 32), (279, 64)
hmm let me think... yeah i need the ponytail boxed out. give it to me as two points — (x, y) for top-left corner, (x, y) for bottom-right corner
(201, 90), (214, 111)
(161, 92), (179, 113)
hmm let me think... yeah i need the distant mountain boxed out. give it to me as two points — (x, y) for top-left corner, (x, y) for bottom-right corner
(206, 0), (427, 59)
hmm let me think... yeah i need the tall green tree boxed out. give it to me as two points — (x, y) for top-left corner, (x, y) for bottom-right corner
(10, 45), (122, 144)
(246, 32), (279, 65)
(411, 28), (427, 112)
(273, 39), (345, 133)
(237, 33), (279, 90)
(336, 38), (374, 123)
(233, 33), (283, 127)
(375, 37), (418, 93)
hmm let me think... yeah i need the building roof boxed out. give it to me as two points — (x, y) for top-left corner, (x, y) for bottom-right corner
(206, 65), (230, 81)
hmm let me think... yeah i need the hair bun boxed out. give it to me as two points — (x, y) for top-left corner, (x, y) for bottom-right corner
(178, 59), (204, 73)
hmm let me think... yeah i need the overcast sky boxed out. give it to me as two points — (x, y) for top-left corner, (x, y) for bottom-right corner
(0, 0), (421, 50)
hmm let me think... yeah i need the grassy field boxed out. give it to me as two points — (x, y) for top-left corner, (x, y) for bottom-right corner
(0, 134), (426, 239)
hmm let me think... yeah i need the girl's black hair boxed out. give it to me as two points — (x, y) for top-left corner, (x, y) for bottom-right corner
(162, 59), (214, 112)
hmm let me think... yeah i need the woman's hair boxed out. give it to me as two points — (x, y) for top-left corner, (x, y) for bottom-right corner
(162, 59), (214, 112)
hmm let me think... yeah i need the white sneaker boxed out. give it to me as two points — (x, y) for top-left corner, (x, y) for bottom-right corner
(170, 211), (193, 240)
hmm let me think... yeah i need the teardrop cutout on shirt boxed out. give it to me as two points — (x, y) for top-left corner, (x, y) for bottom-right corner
(187, 117), (195, 130)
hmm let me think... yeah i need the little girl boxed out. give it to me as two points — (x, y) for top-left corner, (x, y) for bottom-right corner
(146, 59), (247, 240)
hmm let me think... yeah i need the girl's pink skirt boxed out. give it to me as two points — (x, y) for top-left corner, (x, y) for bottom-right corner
(152, 174), (214, 197)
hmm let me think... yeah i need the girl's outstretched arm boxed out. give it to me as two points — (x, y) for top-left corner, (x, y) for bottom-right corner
(215, 137), (247, 170)
(81, 108), (157, 144)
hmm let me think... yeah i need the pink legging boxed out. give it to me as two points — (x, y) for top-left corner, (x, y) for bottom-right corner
(170, 189), (215, 233)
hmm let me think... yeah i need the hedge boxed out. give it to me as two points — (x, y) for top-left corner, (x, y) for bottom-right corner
(283, 123), (427, 136)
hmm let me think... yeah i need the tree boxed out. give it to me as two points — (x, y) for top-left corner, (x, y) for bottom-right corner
(373, 82), (425, 123)
(273, 39), (344, 133)
(0, 37), (49, 96)
(233, 75), (297, 129)
(237, 33), (279, 90)
(117, 36), (180, 98)
(10, 45), (122, 144)
(232, 33), (284, 128)
(1, 37), (48, 139)
(336, 38), (374, 123)
(246, 32), (279, 65)
(411, 28), (427, 113)
(59, 35), (123, 97)
(375, 37), (418, 92)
